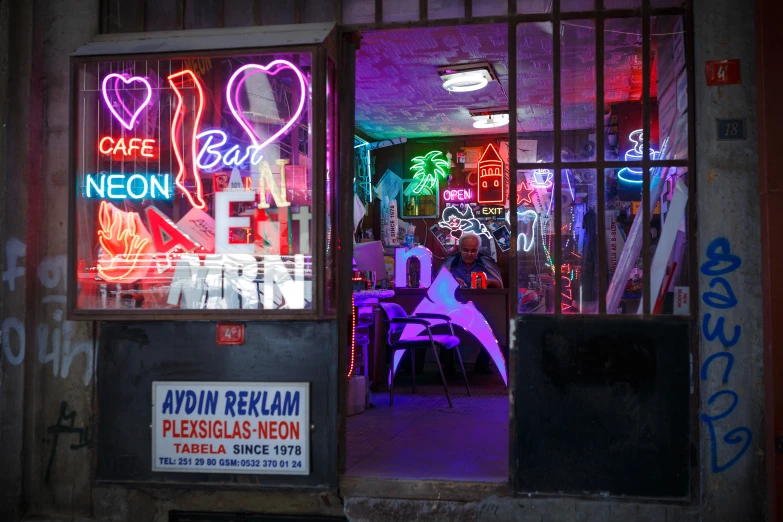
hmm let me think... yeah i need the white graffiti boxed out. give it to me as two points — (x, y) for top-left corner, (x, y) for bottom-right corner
(2, 238), (94, 385)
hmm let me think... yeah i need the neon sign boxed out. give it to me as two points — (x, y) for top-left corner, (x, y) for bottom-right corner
(618, 129), (660, 184)
(101, 74), (153, 130)
(438, 205), (492, 241)
(97, 201), (151, 282)
(195, 129), (264, 170)
(477, 143), (504, 204)
(443, 188), (473, 202)
(410, 150), (450, 195)
(85, 173), (172, 200)
(517, 182), (535, 206)
(530, 167), (553, 188)
(395, 268), (508, 386)
(517, 210), (538, 252)
(394, 246), (433, 288)
(168, 69), (207, 209)
(226, 61), (307, 149)
(99, 137), (157, 159)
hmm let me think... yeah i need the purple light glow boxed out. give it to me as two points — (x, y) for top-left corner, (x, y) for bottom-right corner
(394, 246), (433, 288)
(101, 74), (153, 131)
(394, 268), (508, 386)
(226, 61), (307, 151)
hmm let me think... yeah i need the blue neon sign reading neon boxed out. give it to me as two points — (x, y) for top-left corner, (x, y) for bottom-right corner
(84, 173), (173, 200)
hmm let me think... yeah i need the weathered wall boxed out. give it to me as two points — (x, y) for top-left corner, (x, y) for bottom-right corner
(694, 0), (766, 520)
(1, 0), (100, 519)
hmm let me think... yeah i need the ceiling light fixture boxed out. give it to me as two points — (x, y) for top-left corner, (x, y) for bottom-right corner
(438, 62), (497, 93)
(472, 113), (509, 129)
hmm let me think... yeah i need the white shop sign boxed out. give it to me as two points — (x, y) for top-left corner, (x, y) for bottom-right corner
(152, 381), (310, 475)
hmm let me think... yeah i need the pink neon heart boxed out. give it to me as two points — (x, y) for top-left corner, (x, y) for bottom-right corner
(226, 61), (307, 151)
(101, 74), (153, 131)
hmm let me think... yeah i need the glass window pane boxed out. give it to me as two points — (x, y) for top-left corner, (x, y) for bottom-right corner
(474, 0), (507, 17)
(518, 0), (552, 13)
(605, 0), (641, 8)
(561, 20), (596, 162)
(604, 18), (644, 163)
(654, 15), (688, 160)
(562, 169), (598, 314)
(562, 0), (594, 11)
(604, 168), (643, 314)
(652, 169), (689, 314)
(384, 0), (419, 22)
(517, 169), (554, 314)
(74, 54), (313, 311)
(517, 22), (553, 163)
(343, 0), (375, 24)
(428, 0), (464, 19)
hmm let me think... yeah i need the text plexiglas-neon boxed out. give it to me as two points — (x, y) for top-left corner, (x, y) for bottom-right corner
(74, 55), (313, 311)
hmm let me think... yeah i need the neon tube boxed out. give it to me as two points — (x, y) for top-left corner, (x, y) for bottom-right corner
(226, 61), (307, 151)
(97, 201), (150, 281)
(168, 69), (207, 210)
(617, 129), (660, 184)
(101, 73), (153, 131)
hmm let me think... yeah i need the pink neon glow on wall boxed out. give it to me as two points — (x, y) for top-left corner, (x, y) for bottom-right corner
(101, 74), (153, 131)
(443, 188), (473, 202)
(226, 61), (307, 150)
(168, 69), (207, 210)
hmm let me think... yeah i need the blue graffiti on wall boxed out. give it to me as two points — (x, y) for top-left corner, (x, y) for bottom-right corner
(699, 237), (752, 472)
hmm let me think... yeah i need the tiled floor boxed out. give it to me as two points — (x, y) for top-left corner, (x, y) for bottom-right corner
(345, 371), (509, 482)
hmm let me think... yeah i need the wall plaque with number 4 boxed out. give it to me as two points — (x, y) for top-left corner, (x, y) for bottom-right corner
(216, 323), (245, 345)
(705, 59), (741, 86)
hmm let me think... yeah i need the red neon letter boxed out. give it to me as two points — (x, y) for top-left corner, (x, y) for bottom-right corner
(128, 138), (141, 155)
(168, 69), (207, 210)
(112, 138), (127, 156)
(99, 136), (114, 154)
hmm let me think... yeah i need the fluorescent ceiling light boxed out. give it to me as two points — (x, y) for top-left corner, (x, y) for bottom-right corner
(472, 113), (509, 128)
(442, 72), (489, 92)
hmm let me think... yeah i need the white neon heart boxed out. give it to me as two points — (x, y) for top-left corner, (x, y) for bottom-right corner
(226, 61), (307, 151)
(101, 74), (153, 131)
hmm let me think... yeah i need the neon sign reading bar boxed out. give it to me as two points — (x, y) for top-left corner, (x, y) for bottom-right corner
(195, 129), (264, 170)
(85, 173), (173, 200)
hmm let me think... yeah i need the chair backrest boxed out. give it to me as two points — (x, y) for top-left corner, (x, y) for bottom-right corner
(378, 302), (408, 344)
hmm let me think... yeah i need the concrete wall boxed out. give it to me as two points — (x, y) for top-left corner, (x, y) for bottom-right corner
(694, 0), (766, 520)
(0, 0), (770, 521)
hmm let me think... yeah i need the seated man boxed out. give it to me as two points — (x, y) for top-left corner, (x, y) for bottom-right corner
(441, 232), (502, 374)
(442, 233), (503, 289)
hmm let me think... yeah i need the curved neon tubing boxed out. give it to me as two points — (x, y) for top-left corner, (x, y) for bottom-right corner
(226, 61), (307, 150)
(168, 69), (207, 210)
(101, 73), (152, 131)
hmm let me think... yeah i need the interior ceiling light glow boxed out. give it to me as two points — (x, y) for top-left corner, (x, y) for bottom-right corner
(472, 113), (509, 129)
(442, 72), (489, 92)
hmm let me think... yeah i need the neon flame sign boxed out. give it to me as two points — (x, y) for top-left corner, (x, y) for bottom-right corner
(618, 129), (660, 184)
(97, 201), (151, 281)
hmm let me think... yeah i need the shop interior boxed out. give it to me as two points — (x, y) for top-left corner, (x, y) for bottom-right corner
(346, 18), (689, 482)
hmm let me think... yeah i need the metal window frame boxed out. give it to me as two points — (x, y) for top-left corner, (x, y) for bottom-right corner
(67, 24), (337, 321)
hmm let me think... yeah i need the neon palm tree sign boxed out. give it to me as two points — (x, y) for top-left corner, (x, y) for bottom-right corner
(409, 150), (450, 195)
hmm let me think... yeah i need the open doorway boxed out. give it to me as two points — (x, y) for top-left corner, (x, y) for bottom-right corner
(345, 24), (511, 483)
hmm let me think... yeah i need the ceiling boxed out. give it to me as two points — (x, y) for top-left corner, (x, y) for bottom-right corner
(355, 21), (650, 140)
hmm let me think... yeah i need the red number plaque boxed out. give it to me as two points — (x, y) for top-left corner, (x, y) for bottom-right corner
(705, 59), (741, 86)
(216, 323), (245, 345)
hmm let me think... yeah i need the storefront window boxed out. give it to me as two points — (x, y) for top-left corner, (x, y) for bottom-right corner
(73, 53), (313, 311)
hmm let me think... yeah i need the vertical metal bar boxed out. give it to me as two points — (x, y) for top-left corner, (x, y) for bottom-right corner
(335, 0), (342, 24)
(465, 0), (472, 20)
(294, 0), (303, 23)
(137, 0), (145, 31)
(253, 0), (262, 25)
(642, 0), (651, 315)
(507, 16), (518, 491)
(553, 0), (562, 314)
(313, 48), (327, 317)
(596, 1), (606, 314)
(508, 0), (516, 15)
(216, 0), (224, 27)
(685, 5), (697, 322)
(336, 31), (357, 476)
(419, 0), (428, 21)
(376, 0), (382, 24)
(176, 0), (185, 29)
